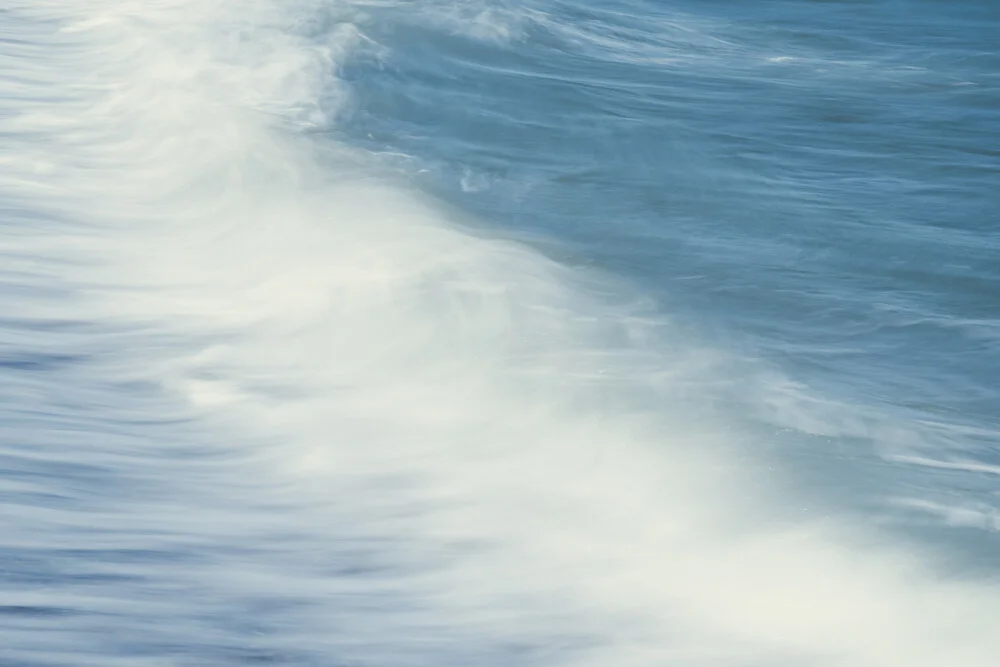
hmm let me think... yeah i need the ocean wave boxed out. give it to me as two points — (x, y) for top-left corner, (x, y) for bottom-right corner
(2, 1), (999, 665)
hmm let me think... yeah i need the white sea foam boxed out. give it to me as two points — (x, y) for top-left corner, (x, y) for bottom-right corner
(2, 2), (1000, 666)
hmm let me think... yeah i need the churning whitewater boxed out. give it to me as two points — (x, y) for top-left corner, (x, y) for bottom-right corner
(1, 1), (998, 666)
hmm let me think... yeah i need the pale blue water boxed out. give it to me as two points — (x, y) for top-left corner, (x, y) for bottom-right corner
(1, 1), (999, 665)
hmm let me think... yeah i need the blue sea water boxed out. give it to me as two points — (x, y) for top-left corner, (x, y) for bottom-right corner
(1, 1), (999, 666)
(341, 0), (1000, 527)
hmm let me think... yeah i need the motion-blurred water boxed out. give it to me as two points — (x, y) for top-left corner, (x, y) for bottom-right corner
(2, 1), (998, 665)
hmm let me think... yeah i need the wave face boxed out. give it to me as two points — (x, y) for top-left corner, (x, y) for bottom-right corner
(1, 1), (998, 666)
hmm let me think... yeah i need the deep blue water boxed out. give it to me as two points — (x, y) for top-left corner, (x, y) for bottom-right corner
(1, 1), (999, 665)
(341, 0), (1000, 519)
